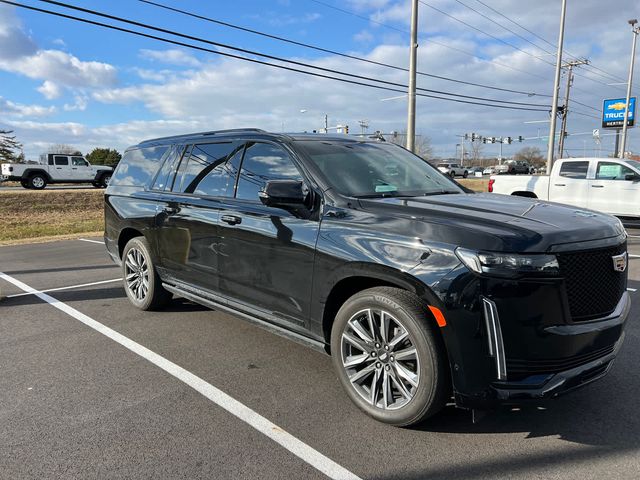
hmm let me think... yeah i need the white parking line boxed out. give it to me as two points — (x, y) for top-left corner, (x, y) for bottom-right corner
(78, 238), (104, 245)
(6, 278), (121, 298)
(0, 272), (362, 480)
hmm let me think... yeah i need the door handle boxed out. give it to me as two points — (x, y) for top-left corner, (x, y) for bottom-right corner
(554, 183), (566, 187)
(591, 185), (604, 188)
(221, 214), (242, 225)
(72, 168), (78, 170)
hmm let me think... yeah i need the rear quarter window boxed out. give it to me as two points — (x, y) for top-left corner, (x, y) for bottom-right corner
(110, 145), (170, 187)
(559, 161), (589, 179)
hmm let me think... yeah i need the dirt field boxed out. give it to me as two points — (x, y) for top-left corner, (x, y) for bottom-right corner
(0, 189), (104, 244)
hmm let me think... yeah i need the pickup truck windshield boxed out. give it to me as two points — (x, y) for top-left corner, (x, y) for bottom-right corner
(297, 141), (463, 198)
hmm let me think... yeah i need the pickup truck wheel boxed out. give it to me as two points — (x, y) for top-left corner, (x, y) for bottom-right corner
(29, 174), (47, 190)
(101, 174), (111, 188)
(20, 179), (31, 189)
(463, 170), (468, 178)
(331, 287), (449, 426)
(122, 237), (171, 311)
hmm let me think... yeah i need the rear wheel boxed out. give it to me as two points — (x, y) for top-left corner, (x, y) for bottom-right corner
(330, 287), (449, 426)
(29, 174), (47, 190)
(122, 236), (171, 310)
(463, 170), (468, 178)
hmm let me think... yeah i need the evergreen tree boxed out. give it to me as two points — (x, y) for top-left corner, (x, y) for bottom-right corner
(0, 130), (23, 163)
(86, 147), (122, 166)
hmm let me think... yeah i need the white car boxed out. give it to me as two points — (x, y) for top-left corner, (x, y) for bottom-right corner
(483, 166), (496, 175)
(437, 162), (468, 178)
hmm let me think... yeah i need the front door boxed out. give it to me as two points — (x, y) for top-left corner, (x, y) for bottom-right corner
(70, 156), (91, 180)
(588, 160), (640, 217)
(217, 141), (320, 328)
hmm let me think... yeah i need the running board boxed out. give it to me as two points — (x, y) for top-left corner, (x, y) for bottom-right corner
(162, 282), (328, 354)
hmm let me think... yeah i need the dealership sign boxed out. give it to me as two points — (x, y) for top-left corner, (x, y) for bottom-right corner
(602, 97), (636, 128)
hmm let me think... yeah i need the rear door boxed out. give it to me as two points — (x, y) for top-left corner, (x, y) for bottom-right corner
(155, 141), (243, 293)
(548, 160), (590, 208)
(217, 141), (320, 328)
(588, 160), (640, 216)
(52, 155), (72, 180)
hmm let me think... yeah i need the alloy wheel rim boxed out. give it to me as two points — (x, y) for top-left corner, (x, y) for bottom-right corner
(341, 308), (420, 411)
(125, 247), (149, 301)
(33, 177), (44, 187)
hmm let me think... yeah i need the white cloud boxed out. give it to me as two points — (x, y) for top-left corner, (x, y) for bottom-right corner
(63, 95), (89, 112)
(37, 80), (61, 100)
(0, 97), (56, 117)
(0, 5), (117, 92)
(354, 30), (375, 44)
(139, 48), (202, 67)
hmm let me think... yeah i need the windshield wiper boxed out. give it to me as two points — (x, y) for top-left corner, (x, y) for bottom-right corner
(353, 193), (418, 199)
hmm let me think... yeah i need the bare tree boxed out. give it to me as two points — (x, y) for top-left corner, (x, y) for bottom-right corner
(514, 146), (545, 167)
(387, 131), (433, 159)
(48, 144), (82, 155)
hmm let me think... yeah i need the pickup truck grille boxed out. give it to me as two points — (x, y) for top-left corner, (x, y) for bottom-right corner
(557, 243), (627, 322)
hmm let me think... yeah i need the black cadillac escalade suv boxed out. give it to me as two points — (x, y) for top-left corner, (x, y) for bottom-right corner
(105, 129), (630, 426)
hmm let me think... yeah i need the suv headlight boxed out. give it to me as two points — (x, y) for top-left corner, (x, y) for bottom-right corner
(455, 248), (560, 278)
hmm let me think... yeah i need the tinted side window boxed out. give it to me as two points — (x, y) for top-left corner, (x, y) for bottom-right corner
(596, 162), (634, 180)
(174, 142), (240, 195)
(151, 145), (183, 191)
(235, 143), (302, 202)
(559, 161), (589, 179)
(54, 156), (69, 166)
(71, 156), (87, 166)
(110, 146), (169, 187)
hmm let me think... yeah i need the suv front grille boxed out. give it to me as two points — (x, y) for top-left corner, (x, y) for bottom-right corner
(506, 344), (615, 381)
(556, 242), (627, 322)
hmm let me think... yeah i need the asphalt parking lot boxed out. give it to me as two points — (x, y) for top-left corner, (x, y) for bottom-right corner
(1, 233), (639, 480)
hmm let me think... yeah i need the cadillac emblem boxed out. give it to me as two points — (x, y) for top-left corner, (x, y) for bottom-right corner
(612, 252), (628, 273)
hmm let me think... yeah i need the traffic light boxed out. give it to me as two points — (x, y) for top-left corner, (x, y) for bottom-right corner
(344, 125), (349, 134)
(518, 136), (524, 142)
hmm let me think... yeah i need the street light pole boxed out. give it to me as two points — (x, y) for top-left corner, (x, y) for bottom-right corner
(406, 0), (419, 152)
(620, 19), (639, 159)
(546, 0), (567, 174)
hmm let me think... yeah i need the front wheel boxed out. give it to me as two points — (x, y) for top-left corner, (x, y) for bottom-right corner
(330, 287), (449, 426)
(101, 174), (111, 188)
(122, 236), (171, 310)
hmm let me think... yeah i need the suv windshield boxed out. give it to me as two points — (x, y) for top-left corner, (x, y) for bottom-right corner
(297, 141), (463, 198)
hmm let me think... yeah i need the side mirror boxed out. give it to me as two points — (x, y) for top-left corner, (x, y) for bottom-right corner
(624, 173), (639, 181)
(259, 180), (309, 208)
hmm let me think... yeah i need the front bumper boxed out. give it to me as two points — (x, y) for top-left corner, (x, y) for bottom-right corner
(453, 291), (630, 410)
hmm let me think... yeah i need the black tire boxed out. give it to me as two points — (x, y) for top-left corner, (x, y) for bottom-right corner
(101, 174), (111, 188)
(20, 179), (31, 189)
(92, 181), (101, 188)
(463, 170), (468, 178)
(449, 171), (455, 178)
(122, 236), (171, 311)
(330, 287), (449, 427)
(29, 174), (47, 190)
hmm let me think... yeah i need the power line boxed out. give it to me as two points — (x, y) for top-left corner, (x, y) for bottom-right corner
(472, 0), (627, 85)
(307, 0), (553, 83)
(34, 0), (550, 108)
(139, 0), (549, 98)
(3, 0), (550, 113)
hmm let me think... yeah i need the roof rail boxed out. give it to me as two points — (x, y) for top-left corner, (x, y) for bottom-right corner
(139, 128), (267, 144)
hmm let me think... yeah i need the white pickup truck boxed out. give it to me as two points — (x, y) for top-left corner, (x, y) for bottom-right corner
(1, 153), (113, 189)
(489, 157), (640, 220)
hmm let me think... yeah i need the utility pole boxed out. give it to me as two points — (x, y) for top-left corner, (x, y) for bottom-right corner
(546, 0), (567, 174)
(558, 59), (589, 158)
(406, 0), (419, 152)
(620, 19), (639, 159)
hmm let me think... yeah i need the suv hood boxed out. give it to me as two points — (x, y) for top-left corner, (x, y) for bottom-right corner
(357, 193), (625, 252)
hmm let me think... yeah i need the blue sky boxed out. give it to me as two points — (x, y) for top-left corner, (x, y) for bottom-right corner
(1, 0), (638, 160)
